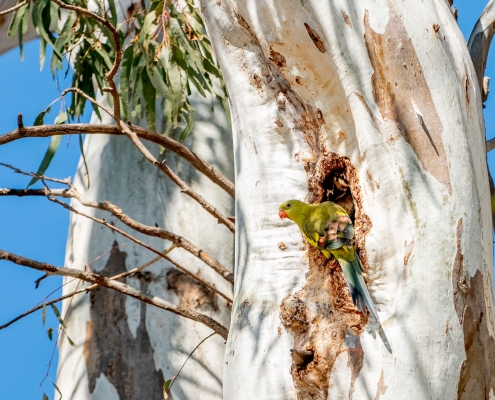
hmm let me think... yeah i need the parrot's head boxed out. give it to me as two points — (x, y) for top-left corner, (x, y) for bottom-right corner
(279, 199), (305, 220)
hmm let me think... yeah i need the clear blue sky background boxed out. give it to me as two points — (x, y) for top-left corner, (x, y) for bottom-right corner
(0, 1), (495, 399)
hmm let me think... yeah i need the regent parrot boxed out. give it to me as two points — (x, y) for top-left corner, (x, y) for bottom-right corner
(279, 199), (391, 353)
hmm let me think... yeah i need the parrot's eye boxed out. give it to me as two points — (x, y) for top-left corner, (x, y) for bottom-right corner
(286, 203), (291, 208)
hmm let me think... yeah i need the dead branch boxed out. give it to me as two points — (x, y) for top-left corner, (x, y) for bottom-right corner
(468, 0), (495, 95)
(47, 194), (234, 284)
(0, 124), (235, 197)
(119, 121), (235, 233)
(0, 250), (229, 339)
(0, 0), (28, 16)
(0, 245), (209, 331)
(487, 137), (495, 152)
(165, 332), (215, 396)
(0, 181), (234, 284)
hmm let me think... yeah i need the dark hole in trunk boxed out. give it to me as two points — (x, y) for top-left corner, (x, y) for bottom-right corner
(291, 348), (315, 371)
(320, 167), (355, 221)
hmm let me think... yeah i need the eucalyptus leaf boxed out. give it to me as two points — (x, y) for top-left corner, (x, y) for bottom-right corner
(50, 304), (66, 328)
(27, 135), (61, 187)
(42, 304), (46, 326)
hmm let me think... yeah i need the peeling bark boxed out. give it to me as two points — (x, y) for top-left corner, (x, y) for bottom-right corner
(453, 219), (495, 399)
(363, 7), (451, 194)
(84, 243), (164, 400)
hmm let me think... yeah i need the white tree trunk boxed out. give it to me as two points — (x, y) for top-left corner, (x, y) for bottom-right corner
(55, 91), (234, 399)
(200, 1), (495, 399)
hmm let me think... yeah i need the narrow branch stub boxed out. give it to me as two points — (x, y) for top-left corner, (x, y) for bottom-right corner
(280, 152), (371, 399)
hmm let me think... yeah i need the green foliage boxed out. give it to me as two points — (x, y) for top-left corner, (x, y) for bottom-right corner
(8, 0), (227, 143)
(27, 135), (62, 187)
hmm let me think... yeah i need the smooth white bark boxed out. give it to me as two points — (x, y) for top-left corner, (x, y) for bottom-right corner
(200, 1), (495, 398)
(55, 95), (234, 399)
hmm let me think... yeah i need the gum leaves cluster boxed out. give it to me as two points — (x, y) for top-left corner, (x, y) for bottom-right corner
(8, 0), (227, 141)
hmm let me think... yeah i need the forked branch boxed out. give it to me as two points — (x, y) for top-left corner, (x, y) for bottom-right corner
(119, 121), (235, 233)
(0, 166), (233, 285)
(0, 250), (229, 339)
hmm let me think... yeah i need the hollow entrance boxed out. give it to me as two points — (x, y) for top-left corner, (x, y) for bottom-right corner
(280, 152), (370, 399)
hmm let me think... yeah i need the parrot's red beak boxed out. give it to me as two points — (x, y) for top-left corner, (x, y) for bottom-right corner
(279, 210), (287, 219)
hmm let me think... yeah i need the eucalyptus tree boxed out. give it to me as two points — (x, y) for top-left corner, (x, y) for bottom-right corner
(1, 0), (495, 399)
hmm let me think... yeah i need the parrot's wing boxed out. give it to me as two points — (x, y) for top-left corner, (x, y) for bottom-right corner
(336, 249), (392, 353)
(302, 222), (322, 247)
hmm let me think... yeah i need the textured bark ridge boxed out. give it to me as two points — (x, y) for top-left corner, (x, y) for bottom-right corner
(453, 220), (495, 399)
(280, 153), (372, 400)
(84, 242), (164, 399)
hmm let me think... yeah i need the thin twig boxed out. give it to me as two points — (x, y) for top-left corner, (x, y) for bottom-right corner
(0, 250), (229, 339)
(0, 124), (235, 197)
(165, 332), (215, 395)
(0, 163), (71, 185)
(0, 0), (28, 16)
(119, 121), (235, 233)
(60, 88), (115, 119)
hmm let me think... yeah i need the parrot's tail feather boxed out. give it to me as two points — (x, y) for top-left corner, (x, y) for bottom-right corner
(377, 323), (393, 354)
(338, 252), (393, 353)
(347, 282), (367, 313)
(356, 254), (366, 273)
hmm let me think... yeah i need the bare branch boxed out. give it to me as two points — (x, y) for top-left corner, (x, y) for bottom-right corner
(0, 124), (235, 197)
(0, 246), (173, 331)
(165, 332), (215, 395)
(60, 88), (115, 119)
(0, 0), (28, 16)
(468, 0), (495, 94)
(0, 250), (229, 339)
(0, 185), (234, 284)
(119, 121), (235, 233)
(487, 137), (495, 152)
(0, 163), (71, 185)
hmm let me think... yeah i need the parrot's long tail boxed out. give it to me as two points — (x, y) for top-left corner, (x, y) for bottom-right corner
(338, 251), (392, 353)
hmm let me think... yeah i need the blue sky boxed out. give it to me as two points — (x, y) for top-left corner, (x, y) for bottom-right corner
(1, 1), (495, 399)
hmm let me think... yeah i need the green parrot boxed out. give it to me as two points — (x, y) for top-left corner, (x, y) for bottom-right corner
(279, 199), (392, 353)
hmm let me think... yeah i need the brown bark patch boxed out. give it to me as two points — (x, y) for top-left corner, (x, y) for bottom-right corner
(166, 269), (218, 312)
(452, 219), (495, 399)
(363, 8), (451, 194)
(304, 23), (326, 53)
(83, 242), (164, 399)
(403, 239), (414, 284)
(342, 11), (352, 28)
(374, 369), (388, 400)
(249, 73), (264, 97)
(268, 46), (287, 68)
(280, 153), (372, 399)
(347, 343), (364, 398)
